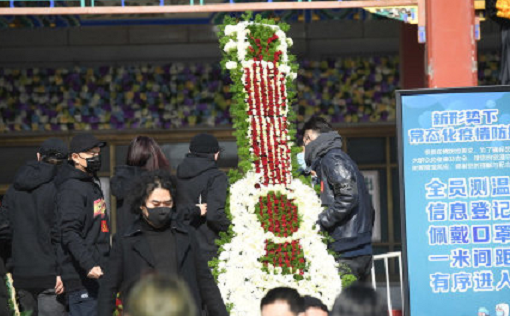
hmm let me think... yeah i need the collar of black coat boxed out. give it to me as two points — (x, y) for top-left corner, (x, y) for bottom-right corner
(304, 131), (343, 166)
(54, 161), (95, 187)
(123, 217), (191, 269)
(176, 153), (217, 179)
(123, 217), (189, 237)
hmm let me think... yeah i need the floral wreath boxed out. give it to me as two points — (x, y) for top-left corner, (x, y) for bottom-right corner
(212, 13), (341, 315)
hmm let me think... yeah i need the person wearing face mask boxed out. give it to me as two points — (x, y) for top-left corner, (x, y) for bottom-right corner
(302, 117), (374, 283)
(111, 136), (171, 233)
(296, 138), (318, 187)
(55, 133), (110, 316)
(97, 170), (228, 316)
(296, 138), (310, 175)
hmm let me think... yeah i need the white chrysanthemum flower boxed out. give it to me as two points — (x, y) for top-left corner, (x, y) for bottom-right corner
(226, 61), (238, 70)
(275, 30), (286, 40)
(279, 65), (291, 74)
(224, 40), (237, 53)
(224, 24), (238, 36)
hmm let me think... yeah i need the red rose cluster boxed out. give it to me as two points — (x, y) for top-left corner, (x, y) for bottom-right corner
(261, 240), (306, 276)
(256, 192), (298, 238)
(248, 33), (282, 63)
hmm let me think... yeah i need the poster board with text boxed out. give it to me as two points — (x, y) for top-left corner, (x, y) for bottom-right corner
(397, 86), (510, 316)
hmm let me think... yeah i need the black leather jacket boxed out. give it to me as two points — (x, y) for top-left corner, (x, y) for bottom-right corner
(306, 132), (374, 254)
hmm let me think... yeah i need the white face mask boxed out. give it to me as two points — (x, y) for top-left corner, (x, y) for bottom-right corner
(297, 152), (307, 170)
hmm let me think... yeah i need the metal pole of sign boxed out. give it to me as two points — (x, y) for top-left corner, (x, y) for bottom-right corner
(372, 252), (403, 315)
(371, 262), (377, 289)
(398, 253), (404, 316)
(384, 257), (392, 315)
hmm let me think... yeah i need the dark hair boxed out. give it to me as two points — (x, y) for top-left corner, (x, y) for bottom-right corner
(260, 287), (304, 315)
(126, 136), (170, 171)
(331, 283), (387, 316)
(303, 117), (333, 134)
(127, 170), (176, 215)
(303, 295), (328, 313)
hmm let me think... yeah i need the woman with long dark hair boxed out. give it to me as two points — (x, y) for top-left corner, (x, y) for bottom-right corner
(98, 170), (228, 316)
(111, 136), (170, 233)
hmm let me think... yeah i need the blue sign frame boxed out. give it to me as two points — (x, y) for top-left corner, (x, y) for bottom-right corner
(397, 86), (510, 316)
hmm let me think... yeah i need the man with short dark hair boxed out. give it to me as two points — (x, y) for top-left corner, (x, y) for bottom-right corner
(303, 296), (328, 316)
(0, 138), (68, 316)
(175, 133), (230, 264)
(331, 283), (387, 316)
(260, 287), (305, 316)
(303, 116), (375, 282)
(56, 133), (110, 316)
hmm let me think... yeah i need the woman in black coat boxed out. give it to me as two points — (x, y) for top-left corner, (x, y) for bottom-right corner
(98, 170), (228, 316)
(110, 136), (170, 233)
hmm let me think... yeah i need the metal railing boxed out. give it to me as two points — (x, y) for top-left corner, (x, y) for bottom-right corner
(371, 251), (404, 316)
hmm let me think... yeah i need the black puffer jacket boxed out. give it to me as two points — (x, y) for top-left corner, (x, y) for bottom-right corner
(305, 132), (374, 254)
(55, 162), (111, 292)
(110, 165), (145, 233)
(0, 161), (61, 290)
(175, 153), (230, 263)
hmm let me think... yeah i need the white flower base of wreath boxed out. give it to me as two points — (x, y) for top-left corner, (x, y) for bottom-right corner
(217, 171), (341, 316)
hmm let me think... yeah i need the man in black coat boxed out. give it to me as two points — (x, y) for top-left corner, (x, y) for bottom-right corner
(303, 117), (375, 282)
(175, 133), (231, 263)
(0, 138), (68, 315)
(56, 133), (110, 316)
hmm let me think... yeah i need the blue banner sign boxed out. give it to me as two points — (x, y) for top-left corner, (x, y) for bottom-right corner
(397, 87), (510, 316)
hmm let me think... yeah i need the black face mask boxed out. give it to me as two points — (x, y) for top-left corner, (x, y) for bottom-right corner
(143, 206), (174, 229)
(82, 155), (102, 174)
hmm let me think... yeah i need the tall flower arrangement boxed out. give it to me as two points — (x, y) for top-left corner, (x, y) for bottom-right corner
(213, 13), (341, 316)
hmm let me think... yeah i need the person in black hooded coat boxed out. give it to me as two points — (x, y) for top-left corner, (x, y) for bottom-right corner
(175, 133), (231, 264)
(56, 133), (110, 316)
(111, 136), (170, 234)
(0, 138), (68, 316)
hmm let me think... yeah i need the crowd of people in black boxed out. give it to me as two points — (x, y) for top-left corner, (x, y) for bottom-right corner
(0, 117), (379, 316)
